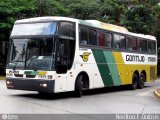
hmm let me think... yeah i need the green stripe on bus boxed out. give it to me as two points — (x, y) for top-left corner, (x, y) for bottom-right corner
(103, 51), (121, 86)
(92, 49), (114, 86)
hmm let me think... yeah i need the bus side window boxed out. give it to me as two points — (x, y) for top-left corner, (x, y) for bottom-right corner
(127, 37), (137, 50)
(104, 32), (112, 48)
(114, 34), (120, 49)
(88, 29), (97, 46)
(148, 41), (156, 53)
(120, 35), (126, 49)
(114, 34), (126, 49)
(137, 39), (147, 52)
(151, 42), (156, 53)
(98, 32), (112, 48)
(80, 26), (88, 45)
(59, 22), (75, 38)
(98, 32), (105, 46)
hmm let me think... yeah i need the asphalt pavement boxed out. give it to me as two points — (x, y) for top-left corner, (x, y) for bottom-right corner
(0, 80), (160, 114)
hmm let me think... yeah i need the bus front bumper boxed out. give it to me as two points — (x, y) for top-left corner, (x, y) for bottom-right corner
(6, 78), (55, 93)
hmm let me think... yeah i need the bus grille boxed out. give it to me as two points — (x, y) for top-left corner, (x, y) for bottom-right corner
(14, 74), (23, 78)
(26, 75), (36, 78)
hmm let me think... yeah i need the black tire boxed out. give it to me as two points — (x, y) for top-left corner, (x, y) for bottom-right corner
(131, 73), (138, 90)
(75, 75), (83, 97)
(38, 92), (51, 96)
(38, 92), (46, 96)
(138, 73), (145, 89)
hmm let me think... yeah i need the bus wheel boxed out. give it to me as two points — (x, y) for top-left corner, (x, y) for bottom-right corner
(138, 73), (145, 89)
(75, 75), (83, 97)
(38, 92), (47, 96)
(131, 73), (138, 90)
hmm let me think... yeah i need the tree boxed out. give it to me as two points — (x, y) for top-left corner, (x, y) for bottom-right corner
(122, 4), (155, 34)
(64, 0), (102, 19)
(0, 0), (36, 41)
(36, 0), (69, 16)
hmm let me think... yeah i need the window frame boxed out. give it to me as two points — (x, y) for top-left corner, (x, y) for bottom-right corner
(58, 21), (76, 39)
(127, 36), (138, 51)
(88, 28), (97, 46)
(113, 33), (126, 50)
(97, 30), (113, 48)
(79, 25), (89, 45)
(78, 24), (156, 55)
(148, 40), (156, 53)
(137, 39), (147, 52)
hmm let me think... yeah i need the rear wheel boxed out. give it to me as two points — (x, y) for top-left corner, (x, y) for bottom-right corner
(75, 75), (83, 97)
(138, 73), (145, 89)
(131, 73), (138, 90)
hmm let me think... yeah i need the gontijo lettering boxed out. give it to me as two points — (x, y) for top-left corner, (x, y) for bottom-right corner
(126, 55), (156, 63)
(126, 55), (145, 62)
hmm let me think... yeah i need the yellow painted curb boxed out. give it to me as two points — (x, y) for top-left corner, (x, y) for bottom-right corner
(0, 76), (6, 80)
(154, 88), (160, 98)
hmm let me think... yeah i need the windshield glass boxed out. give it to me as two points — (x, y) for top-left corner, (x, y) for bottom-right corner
(11, 22), (57, 36)
(7, 38), (55, 70)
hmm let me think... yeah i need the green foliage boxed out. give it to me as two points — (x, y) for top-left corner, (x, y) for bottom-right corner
(1, 0), (160, 74)
(0, 0), (160, 47)
(122, 5), (155, 34)
(67, 0), (101, 19)
(35, 0), (69, 16)
(0, 0), (36, 40)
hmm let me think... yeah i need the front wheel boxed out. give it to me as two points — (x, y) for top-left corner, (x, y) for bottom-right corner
(75, 75), (83, 97)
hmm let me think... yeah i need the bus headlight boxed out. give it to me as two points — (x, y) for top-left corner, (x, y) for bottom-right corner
(6, 81), (11, 84)
(40, 83), (47, 88)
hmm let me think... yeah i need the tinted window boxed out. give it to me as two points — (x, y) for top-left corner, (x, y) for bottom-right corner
(137, 39), (147, 52)
(88, 29), (97, 45)
(68, 40), (76, 69)
(98, 32), (112, 48)
(98, 32), (105, 46)
(11, 22), (57, 36)
(148, 41), (156, 53)
(127, 37), (137, 50)
(59, 22), (75, 38)
(114, 34), (126, 49)
(80, 26), (88, 45)
(104, 33), (112, 48)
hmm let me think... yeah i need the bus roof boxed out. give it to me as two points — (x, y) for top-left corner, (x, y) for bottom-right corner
(15, 16), (156, 41)
(15, 16), (79, 24)
(83, 20), (156, 41)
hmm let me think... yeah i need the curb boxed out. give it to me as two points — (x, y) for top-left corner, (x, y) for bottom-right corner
(154, 88), (160, 98)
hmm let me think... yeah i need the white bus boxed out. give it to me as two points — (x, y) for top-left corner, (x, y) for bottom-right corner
(6, 17), (157, 97)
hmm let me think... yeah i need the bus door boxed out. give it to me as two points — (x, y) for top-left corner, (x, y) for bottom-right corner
(55, 39), (68, 91)
(55, 35), (76, 92)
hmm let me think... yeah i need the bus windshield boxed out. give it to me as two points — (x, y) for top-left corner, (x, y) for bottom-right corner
(7, 38), (55, 70)
(11, 22), (57, 36)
